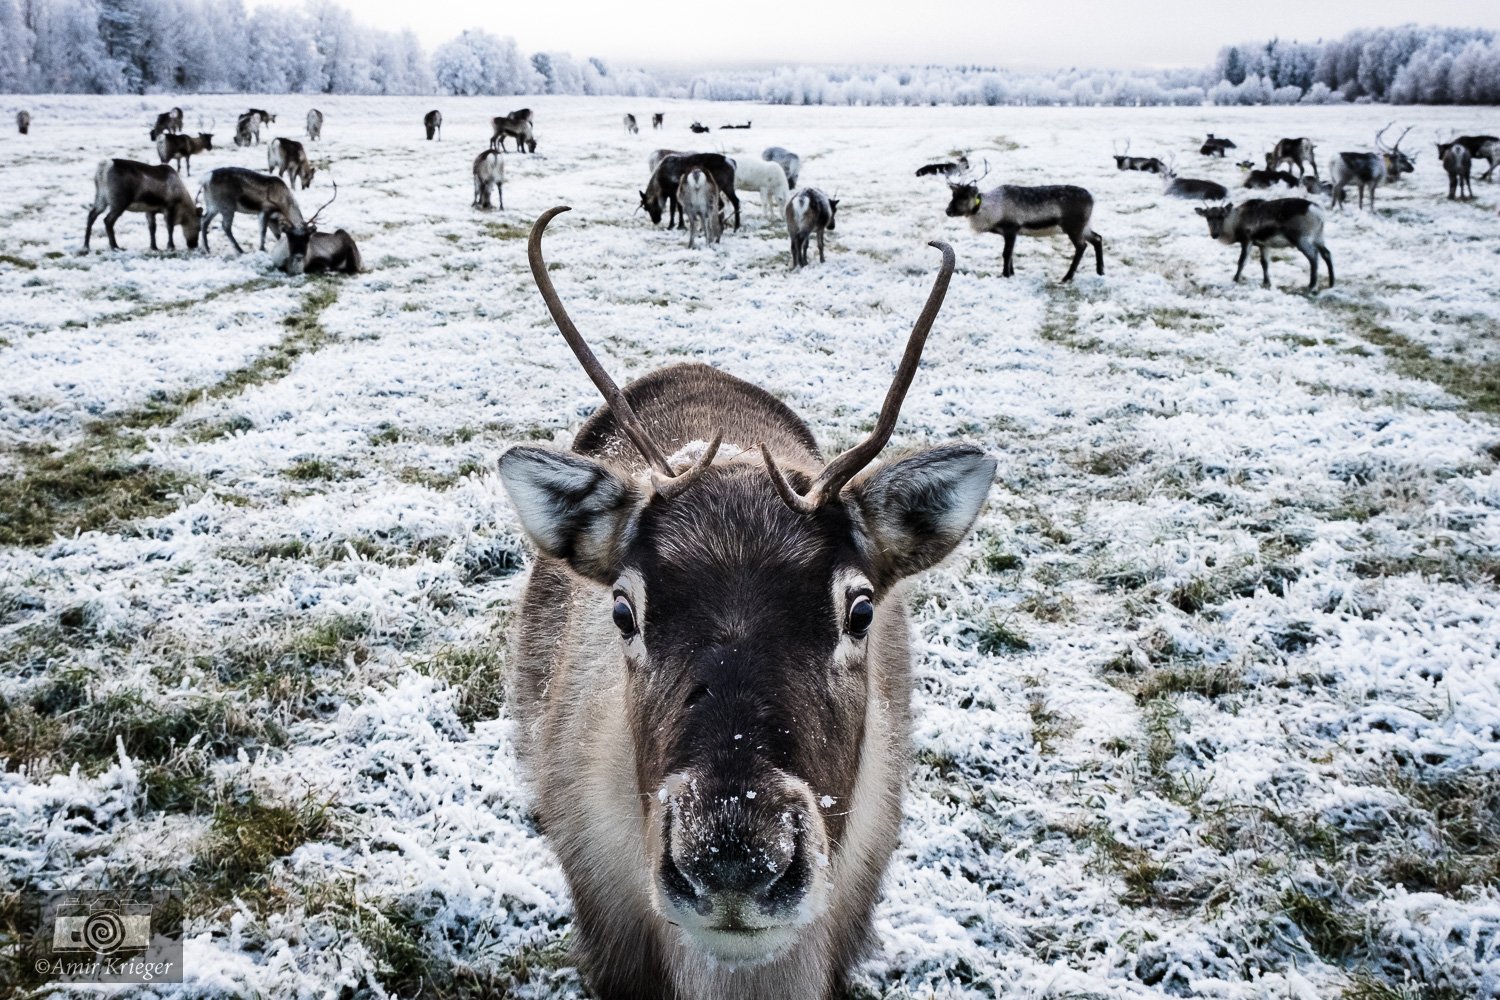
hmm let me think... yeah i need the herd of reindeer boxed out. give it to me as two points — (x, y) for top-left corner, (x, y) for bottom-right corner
(8, 103), (1498, 292)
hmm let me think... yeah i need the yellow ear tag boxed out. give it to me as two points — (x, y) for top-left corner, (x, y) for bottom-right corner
(973, 194), (982, 210)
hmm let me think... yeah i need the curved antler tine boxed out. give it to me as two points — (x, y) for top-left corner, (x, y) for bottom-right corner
(308, 177), (337, 225)
(528, 206), (674, 477)
(1376, 122), (1393, 151)
(652, 430), (723, 500)
(795, 240), (956, 509)
(760, 444), (817, 514)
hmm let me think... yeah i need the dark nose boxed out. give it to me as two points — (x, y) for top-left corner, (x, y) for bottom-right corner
(659, 800), (813, 920)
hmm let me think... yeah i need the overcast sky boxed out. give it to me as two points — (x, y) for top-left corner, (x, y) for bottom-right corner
(247, 1), (1500, 69)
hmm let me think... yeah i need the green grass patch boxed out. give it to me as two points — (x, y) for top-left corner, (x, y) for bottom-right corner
(198, 789), (334, 889)
(1333, 302), (1500, 414)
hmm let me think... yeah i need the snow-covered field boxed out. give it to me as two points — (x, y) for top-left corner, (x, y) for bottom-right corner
(2, 95), (1499, 999)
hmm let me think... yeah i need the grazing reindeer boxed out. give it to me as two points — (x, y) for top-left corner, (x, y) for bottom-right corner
(945, 176), (1104, 282)
(274, 182), (360, 275)
(149, 107), (183, 140)
(786, 187), (838, 269)
(1435, 134), (1498, 181)
(472, 149), (505, 210)
(197, 166), (305, 253)
(689, 121), (710, 134)
(763, 147), (801, 188)
(1200, 134), (1236, 157)
(156, 127), (214, 177)
(730, 156), (790, 221)
(267, 137), (315, 190)
(306, 108), (323, 141)
(1111, 140), (1165, 174)
(1243, 167), (1299, 190)
(1195, 199), (1332, 293)
(916, 155), (970, 179)
(16, 110), (30, 134)
(677, 168), (721, 248)
(84, 159), (201, 252)
(1269, 137), (1318, 179)
(1444, 144), (1473, 201)
(642, 153), (741, 231)
(624, 113), (639, 134)
(234, 112), (257, 147)
(424, 109), (442, 141)
(497, 204), (993, 1000)
(652, 112), (664, 130)
(492, 109), (536, 153)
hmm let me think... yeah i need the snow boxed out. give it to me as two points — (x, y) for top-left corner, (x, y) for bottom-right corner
(2, 95), (1499, 998)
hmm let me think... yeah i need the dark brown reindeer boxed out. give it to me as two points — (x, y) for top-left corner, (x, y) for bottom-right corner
(424, 109), (442, 141)
(492, 108), (536, 153)
(149, 106), (183, 140)
(274, 181), (360, 275)
(1444, 144), (1474, 201)
(1435, 133), (1498, 181)
(786, 187), (838, 268)
(156, 123), (214, 177)
(84, 159), (201, 252)
(652, 112), (665, 129)
(197, 166), (305, 253)
(16, 110), (30, 134)
(496, 205), (994, 1000)
(1195, 198), (1333, 293)
(641, 152), (741, 231)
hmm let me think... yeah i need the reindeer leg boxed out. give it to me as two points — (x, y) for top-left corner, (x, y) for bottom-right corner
(1320, 245), (1334, 288)
(1000, 226), (1018, 278)
(498, 182), (504, 212)
(147, 212), (160, 252)
(1062, 235), (1086, 283)
(259, 211), (271, 252)
(1298, 241), (1317, 292)
(1091, 233), (1105, 275)
(104, 208), (125, 250)
(84, 207), (101, 250)
(1233, 242), (1249, 283)
(1258, 245), (1271, 288)
(223, 212), (245, 255)
(816, 227), (824, 264)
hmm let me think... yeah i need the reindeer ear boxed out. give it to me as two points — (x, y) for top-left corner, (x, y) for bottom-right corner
(498, 447), (645, 583)
(849, 445), (996, 587)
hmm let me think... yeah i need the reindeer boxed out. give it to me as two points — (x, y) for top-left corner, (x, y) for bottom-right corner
(1303, 176), (1334, 199)
(424, 109), (443, 141)
(1243, 167), (1299, 190)
(677, 168), (721, 248)
(1200, 134), (1236, 157)
(267, 137), (315, 190)
(273, 181), (360, 275)
(624, 113), (639, 134)
(689, 121), (710, 134)
(492, 109), (536, 153)
(916, 155), (970, 179)
(306, 108), (323, 141)
(1269, 137), (1318, 179)
(652, 112), (665, 130)
(472, 149), (505, 210)
(496, 205), (994, 1000)
(642, 153), (741, 231)
(730, 156), (790, 221)
(197, 166), (304, 254)
(234, 112), (257, 147)
(1195, 199), (1333, 293)
(248, 108), (275, 128)
(1435, 134), (1499, 181)
(1162, 159), (1228, 201)
(1111, 140), (1165, 174)
(16, 110), (30, 134)
(1331, 124), (1409, 211)
(786, 187), (838, 269)
(719, 121), (752, 130)
(156, 125), (214, 177)
(149, 107), (183, 141)
(945, 173), (1104, 283)
(1378, 124), (1416, 182)
(1444, 144), (1473, 201)
(84, 159), (201, 252)
(763, 147), (801, 188)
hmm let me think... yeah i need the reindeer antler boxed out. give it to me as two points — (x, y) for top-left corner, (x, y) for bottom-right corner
(1375, 122), (1394, 152)
(527, 206), (682, 482)
(762, 241), (956, 514)
(1391, 125), (1412, 154)
(307, 178), (337, 226)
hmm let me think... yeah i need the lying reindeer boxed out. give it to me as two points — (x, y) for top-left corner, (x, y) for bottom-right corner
(1243, 167), (1299, 190)
(945, 172), (1104, 282)
(916, 155), (970, 179)
(267, 137), (316, 190)
(1195, 198), (1333, 293)
(197, 166), (305, 253)
(85, 158), (201, 252)
(689, 121), (710, 134)
(1112, 140), (1165, 174)
(273, 182), (361, 275)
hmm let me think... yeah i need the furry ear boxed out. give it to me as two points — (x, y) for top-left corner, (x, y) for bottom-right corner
(497, 447), (644, 583)
(849, 445), (996, 587)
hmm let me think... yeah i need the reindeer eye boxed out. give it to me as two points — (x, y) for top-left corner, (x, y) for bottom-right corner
(847, 594), (874, 637)
(612, 594), (637, 637)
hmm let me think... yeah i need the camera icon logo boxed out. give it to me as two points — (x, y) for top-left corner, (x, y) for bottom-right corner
(51, 897), (152, 955)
